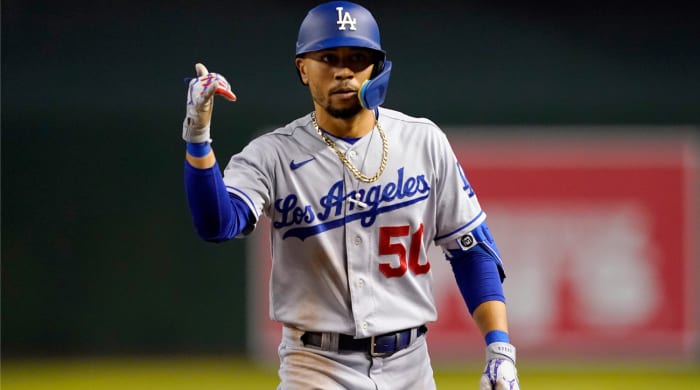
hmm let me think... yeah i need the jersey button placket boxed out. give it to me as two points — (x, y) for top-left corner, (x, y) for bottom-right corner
(345, 217), (373, 337)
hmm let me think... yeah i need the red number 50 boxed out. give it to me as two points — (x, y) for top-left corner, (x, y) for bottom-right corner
(378, 223), (430, 278)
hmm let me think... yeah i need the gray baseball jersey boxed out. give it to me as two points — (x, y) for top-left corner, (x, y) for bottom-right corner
(223, 107), (485, 338)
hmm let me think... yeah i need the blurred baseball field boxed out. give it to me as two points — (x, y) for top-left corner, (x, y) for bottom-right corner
(2, 356), (698, 389)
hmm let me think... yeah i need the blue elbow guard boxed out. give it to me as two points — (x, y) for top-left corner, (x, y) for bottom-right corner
(446, 222), (505, 280)
(444, 222), (506, 314)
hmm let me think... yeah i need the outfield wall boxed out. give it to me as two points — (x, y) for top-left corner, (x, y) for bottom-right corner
(248, 128), (699, 363)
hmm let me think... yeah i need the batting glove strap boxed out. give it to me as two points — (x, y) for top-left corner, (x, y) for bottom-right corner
(182, 120), (211, 144)
(485, 342), (516, 365)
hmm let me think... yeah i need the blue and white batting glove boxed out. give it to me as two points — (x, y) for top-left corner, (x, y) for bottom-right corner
(480, 342), (520, 390)
(182, 63), (236, 144)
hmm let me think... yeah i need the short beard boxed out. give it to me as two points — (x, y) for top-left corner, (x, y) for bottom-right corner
(325, 102), (363, 119)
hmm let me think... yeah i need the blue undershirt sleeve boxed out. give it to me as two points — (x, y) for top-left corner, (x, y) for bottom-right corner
(184, 160), (252, 242)
(448, 243), (506, 315)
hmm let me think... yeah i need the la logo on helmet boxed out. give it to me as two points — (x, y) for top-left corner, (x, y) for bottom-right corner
(336, 7), (357, 30)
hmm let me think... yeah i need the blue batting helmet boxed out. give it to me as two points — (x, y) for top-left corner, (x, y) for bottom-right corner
(295, 1), (385, 58)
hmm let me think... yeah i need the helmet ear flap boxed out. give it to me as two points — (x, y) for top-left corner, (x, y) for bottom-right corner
(359, 60), (392, 110)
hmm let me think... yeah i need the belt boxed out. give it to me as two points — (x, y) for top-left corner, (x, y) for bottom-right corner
(301, 325), (427, 357)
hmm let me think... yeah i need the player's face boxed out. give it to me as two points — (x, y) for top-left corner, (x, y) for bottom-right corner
(296, 47), (376, 119)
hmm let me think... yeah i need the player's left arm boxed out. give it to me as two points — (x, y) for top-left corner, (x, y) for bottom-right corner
(442, 222), (520, 390)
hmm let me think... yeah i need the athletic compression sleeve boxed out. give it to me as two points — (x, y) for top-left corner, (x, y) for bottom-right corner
(184, 160), (251, 242)
(448, 243), (506, 315)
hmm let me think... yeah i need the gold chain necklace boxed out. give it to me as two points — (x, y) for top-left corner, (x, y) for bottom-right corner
(311, 111), (388, 183)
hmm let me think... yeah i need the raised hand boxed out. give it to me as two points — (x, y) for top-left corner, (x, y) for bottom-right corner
(182, 63), (236, 144)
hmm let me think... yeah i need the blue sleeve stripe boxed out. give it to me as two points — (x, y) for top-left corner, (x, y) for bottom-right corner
(435, 210), (485, 241)
(225, 185), (257, 216)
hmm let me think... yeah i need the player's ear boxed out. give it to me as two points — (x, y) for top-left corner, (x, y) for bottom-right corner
(295, 57), (309, 85)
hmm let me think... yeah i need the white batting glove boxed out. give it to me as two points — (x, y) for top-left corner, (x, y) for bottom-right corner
(182, 63), (237, 144)
(480, 342), (520, 390)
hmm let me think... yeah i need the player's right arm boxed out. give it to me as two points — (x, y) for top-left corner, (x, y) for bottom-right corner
(182, 63), (251, 242)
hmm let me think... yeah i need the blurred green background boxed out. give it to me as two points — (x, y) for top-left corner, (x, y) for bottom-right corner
(2, 0), (699, 385)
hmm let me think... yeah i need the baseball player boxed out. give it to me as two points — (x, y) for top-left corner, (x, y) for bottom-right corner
(182, 2), (519, 389)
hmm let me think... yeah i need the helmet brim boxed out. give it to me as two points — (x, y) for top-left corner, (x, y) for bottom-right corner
(296, 36), (386, 57)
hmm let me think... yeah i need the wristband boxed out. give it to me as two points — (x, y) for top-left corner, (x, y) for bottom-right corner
(485, 330), (510, 345)
(186, 141), (212, 157)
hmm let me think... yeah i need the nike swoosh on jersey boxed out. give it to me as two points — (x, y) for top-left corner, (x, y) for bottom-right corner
(290, 157), (316, 170)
